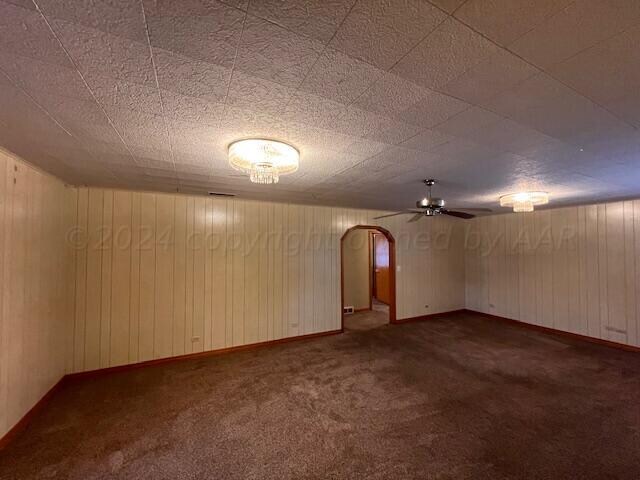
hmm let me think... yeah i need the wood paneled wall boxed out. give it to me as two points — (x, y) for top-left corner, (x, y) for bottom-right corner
(0, 150), (76, 439)
(465, 201), (640, 348)
(71, 188), (466, 372)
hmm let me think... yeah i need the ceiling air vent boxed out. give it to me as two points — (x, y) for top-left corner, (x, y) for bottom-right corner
(208, 192), (236, 197)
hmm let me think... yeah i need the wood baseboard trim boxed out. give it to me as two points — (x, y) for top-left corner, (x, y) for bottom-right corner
(466, 309), (640, 353)
(66, 329), (343, 382)
(0, 376), (66, 451)
(0, 329), (343, 450)
(393, 309), (466, 324)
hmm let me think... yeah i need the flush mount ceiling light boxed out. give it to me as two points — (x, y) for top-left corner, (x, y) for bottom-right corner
(499, 191), (549, 213)
(228, 139), (299, 184)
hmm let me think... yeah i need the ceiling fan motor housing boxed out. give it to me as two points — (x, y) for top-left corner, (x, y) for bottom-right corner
(417, 197), (446, 209)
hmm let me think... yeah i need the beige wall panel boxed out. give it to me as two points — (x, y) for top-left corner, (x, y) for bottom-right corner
(128, 192), (141, 363)
(84, 188), (103, 371)
(184, 197), (195, 354)
(551, 208), (569, 332)
(154, 194), (175, 359)
(211, 199), (227, 349)
(203, 199), (213, 351)
(99, 190), (113, 368)
(258, 203), (269, 342)
(138, 193), (156, 362)
(0, 151), (75, 439)
(73, 188), (88, 371)
(623, 201), (636, 347)
(70, 188), (466, 371)
(466, 200), (640, 348)
(231, 200), (245, 346)
(604, 202), (627, 344)
(633, 200), (640, 347)
(172, 196), (187, 356)
(110, 191), (132, 367)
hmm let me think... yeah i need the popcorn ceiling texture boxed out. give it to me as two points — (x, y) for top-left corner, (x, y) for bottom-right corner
(0, 0), (640, 211)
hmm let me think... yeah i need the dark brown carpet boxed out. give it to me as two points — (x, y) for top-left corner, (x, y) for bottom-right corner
(344, 305), (388, 331)
(1, 312), (639, 479)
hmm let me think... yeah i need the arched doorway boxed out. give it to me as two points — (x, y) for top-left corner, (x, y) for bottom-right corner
(340, 225), (397, 330)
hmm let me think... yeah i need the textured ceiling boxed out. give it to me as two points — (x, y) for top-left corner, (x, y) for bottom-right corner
(1, 0), (640, 211)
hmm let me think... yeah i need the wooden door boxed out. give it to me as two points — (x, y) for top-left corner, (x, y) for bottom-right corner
(373, 234), (390, 305)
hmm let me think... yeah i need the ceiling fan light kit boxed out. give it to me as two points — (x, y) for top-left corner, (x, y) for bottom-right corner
(500, 192), (549, 213)
(228, 139), (299, 184)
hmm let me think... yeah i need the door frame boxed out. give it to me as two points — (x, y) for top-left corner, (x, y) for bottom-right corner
(340, 225), (397, 329)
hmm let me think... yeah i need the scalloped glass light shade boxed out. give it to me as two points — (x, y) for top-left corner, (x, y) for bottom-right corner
(228, 139), (299, 184)
(500, 192), (548, 212)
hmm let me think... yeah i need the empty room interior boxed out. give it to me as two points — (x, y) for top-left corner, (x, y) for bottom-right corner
(1, 0), (640, 478)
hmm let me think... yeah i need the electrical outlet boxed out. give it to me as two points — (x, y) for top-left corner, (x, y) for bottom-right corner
(191, 336), (200, 342)
(605, 326), (627, 334)
(489, 303), (495, 308)
(425, 305), (429, 309)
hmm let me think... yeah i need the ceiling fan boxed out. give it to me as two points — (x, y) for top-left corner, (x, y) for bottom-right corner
(374, 179), (491, 222)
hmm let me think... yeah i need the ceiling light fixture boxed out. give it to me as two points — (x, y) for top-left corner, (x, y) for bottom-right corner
(499, 191), (549, 213)
(228, 139), (299, 184)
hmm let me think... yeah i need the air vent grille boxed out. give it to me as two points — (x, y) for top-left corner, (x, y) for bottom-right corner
(208, 192), (235, 197)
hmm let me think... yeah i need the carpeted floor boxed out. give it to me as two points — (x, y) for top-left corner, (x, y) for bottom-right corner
(1, 311), (639, 479)
(344, 300), (389, 331)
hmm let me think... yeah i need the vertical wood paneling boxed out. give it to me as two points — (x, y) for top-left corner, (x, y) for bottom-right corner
(231, 200), (245, 346)
(73, 188), (88, 371)
(110, 191), (132, 367)
(184, 197), (195, 353)
(84, 189), (103, 370)
(71, 188), (467, 372)
(605, 202), (626, 344)
(258, 203), (269, 342)
(203, 199), (213, 351)
(138, 193), (156, 362)
(154, 194), (175, 359)
(99, 190), (113, 368)
(466, 201), (640, 348)
(244, 202), (259, 344)
(286, 205), (300, 338)
(6, 159), (27, 426)
(0, 151), (75, 439)
(129, 192), (141, 363)
(633, 200), (640, 347)
(273, 204), (283, 340)
(585, 205), (600, 338)
(623, 201), (636, 346)
(64, 187), (78, 374)
(224, 200), (234, 347)
(551, 208), (569, 332)
(211, 199), (227, 349)
(0, 156), (9, 436)
(173, 196), (187, 356)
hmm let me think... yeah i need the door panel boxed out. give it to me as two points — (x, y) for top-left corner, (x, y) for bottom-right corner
(374, 234), (390, 305)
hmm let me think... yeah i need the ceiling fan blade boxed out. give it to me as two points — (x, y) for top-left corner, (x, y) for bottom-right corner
(408, 213), (423, 222)
(442, 210), (475, 219)
(448, 207), (492, 212)
(373, 211), (415, 219)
